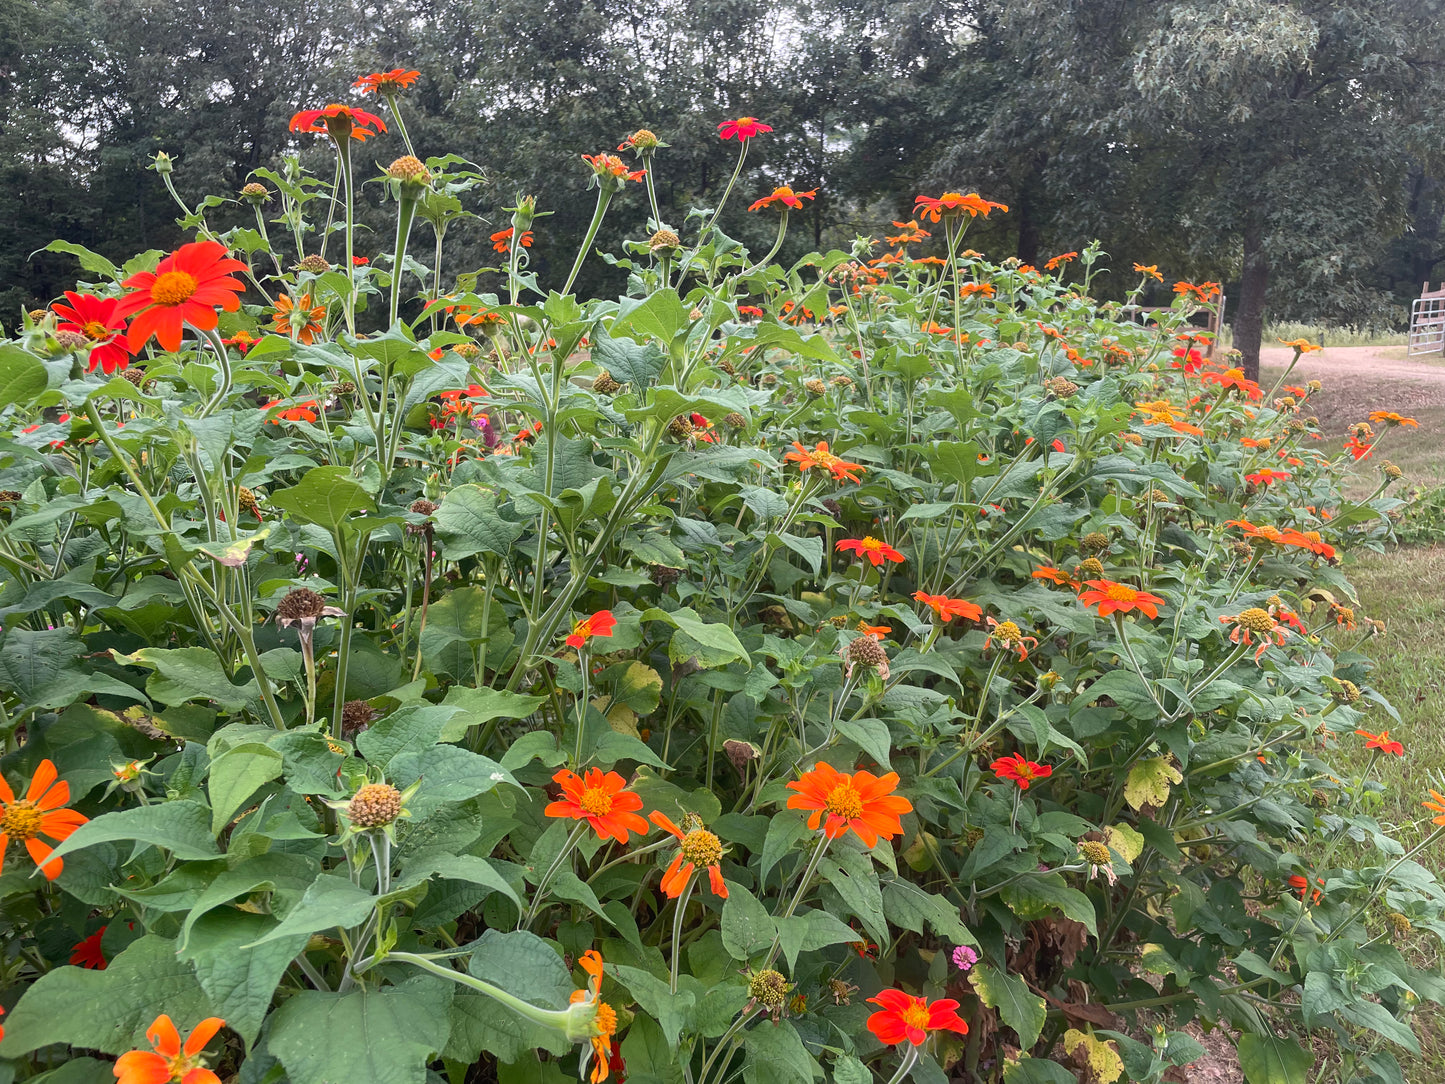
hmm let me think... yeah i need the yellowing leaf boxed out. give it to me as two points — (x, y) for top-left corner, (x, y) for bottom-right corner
(1124, 757), (1182, 811)
(1104, 823), (1144, 863)
(1064, 1029), (1124, 1084)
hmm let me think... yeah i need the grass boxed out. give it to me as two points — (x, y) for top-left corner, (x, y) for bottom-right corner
(1217, 321), (1410, 349)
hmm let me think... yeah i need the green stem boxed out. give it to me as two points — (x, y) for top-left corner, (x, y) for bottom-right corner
(563, 187), (615, 295)
(670, 872), (697, 994)
(520, 821), (589, 930)
(702, 140), (749, 235)
(390, 193), (418, 326)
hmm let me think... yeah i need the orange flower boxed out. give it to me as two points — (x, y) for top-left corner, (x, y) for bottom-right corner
(866, 989), (968, 1047)
(1044, 251), (1078, 271)
(958, 282), (996, 298)
(650, 812), (728, 898)
(262, 399), (320, 424)
(1218, 608), (1292, 662)
(545, 768), (648, 844)
(912, 591), (982, 623)
(748, 186), (817, 212)
(581, 153), (646, 183)
(1133, 263), (1163, 282)
(984, 617), (1038, 660)
(886, 221), (931, 245)
(1368, 411), (1418, 428)
(289, 103), (387, 141)
(1423, 789), (1445, 826)
(1172, 281), (1221, 303)
(786, 762), (912, 847)
(1201, 367), (1262, 400)
(566, 610), (617, 648)
(837, 536), (905, 566)
(568, 951), (616, 1083)
(352, 69), (420, 94)
(271, 293), (326, 344)
(1077, 579), (1166, 619)
(858, 622), (892, 640)
(1246, 468), (1290, 487)
(0, 759), (88, 880)
(718, 117), (772, 141)
(491, 227), (534, 253)
(1279, 529), (1335, 560)
(71, 927), (107, 969)
(990, 753), (1052, 790)
(114, 1015), (225, 1084)
(222, 330), (257, 354)
(1226, 519), (1286, 545)
(52, 292), (132, 374)
(783, 440), (865, 484)
(1356, 729), (1403, 756)
(116, 241), (248, 353)
(1343, 436), (1373, 461)
(737, 305), (764, 317)
(1277, 337), (1322, 353)
(913, 192), (1008, 222)
(1287, 874), (1324, 906)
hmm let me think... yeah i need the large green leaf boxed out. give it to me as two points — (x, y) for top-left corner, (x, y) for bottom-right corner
(433, 485), (526, 560)
(720, 880), (775, 961)
(612, 288), (687, 346)
(641, 606), (750, 669)
(180, 910), (307, 1046)
(46, 800), (219, 865)
(741, 1019), (819, 1084)
(112, 646), (259, 711)
(439, 686), (546, 741)
(1237, 1032), (1313, 1084)
(591, 327), (666, 386)
(0, 345), (50, 408)
(609, 963), (695, 1049)
(267, 979), (453, 1084)
(268, 466), (377, 530)
(208, 742), (283, 834)
(0, 936), (214, 1056)
(464, 929), (574, 1011)
(248, 873), (379, 946)
(972, 963), (1046, 1048)
(387, 744), (518, 815)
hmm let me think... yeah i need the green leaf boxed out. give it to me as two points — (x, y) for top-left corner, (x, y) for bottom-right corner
(882, 880), (975, 943)
(26, 1058), (115, 1084)
(178, 852), (318, 948)
(832, 1055), (871, 1084)
(433, 485), (526, 560)
(208, 742), (283, 834)
(112, 646), (259, 711)
(267, 979), (453, 1084)
(356, 703), (457, 766)
(1001, 1056), (1078, 1084)
(0, 345), (49, 408)
(440, 687), (546, 742)
(180, 910), (308, 1046)
(972, 963), (1046, 1048)
(405, 853), (522, 909)
(720, 880), (776, 961)
(268, 466), (377, 530)
(1000, 874), (1098, 935)
(775, 909), (859, 973)
(742, 1019), (819, 1084)
(45, 801), (219, 865)
(1237, 1032), (1313, 1084)
(592, 327), (666, 386)
(0, 936), (214, 1056)
(248, 873), (378, 946)
(464, 929), (573, 1011)
(641, 606), (750, 669)
(619, 1014), (686, 1084)
(388, 745), (517, 814)
(612, 288), (687, 346)
(818, 846), (887, 947)
(609, 963), (696, 1049)
(39, 240), (119, 278)
(834, 717), (894, 772)
(445, 992), (570, 1064)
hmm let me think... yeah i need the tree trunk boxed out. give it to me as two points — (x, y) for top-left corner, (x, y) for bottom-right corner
(1235, 215), (1269, 383)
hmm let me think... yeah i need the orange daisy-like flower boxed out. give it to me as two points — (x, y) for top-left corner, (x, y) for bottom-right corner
(1343, 436), (1373, 461)
(1279, 529), (1335, 561)
(222, 330), (257, 354)
(566, 610), (617, 649)
(352, 69), (421, 94)
(115, 241), (248, 353)
(748, 186), (817, 212)
(1356, 729), (1403, 756)
(545, 768), (649, 844)
(1368, 411), (1418, 428)
(1077, 579), (1166, 619)
(783, 440), (865, 484)
(1287, 874), (1324, 906)
(886, 220), (931, 246)
(0, 759), (88, 880)
(866, 989), (968, 1047)
(1218, 608), (1291, 663)
(1133, 263), (1163, 282)
(1044, 251), (1078, 271)
(737, 305), (764, 318)
(984, 617), (1038, 660)
(1277, 337), (1322, 353)
(271, 293), (326, 344)
(581, 153), (646, 183)
(52, 292), (132, 374)
(858, 622), (892, 640)
(1031, 567), (1079, 589)
(491, 227), (534, 253)
(958, 282), (996, 298)
(1246, 468), (1290, 487)
(114, 1015), (226, 1084)
(1200, 367), (1262, 400)
(1225, 519), (1286, 545)
(786, 762), (912, 847)
(718, 117), (772, 141)
(261, 399), (320, 424)
(990, 753), (1052, 790)
(650, 812), (728, 899)
(289, 103), (388, 142)
(837, 536), (905, 566)
(913, 591), (983, 622)
(1172, 280), (1221, 303)
(567, 951), (616, 1083)
(913, 192), (1009, 222)
(1423, 789), (1445, 826)
(71, 927), (107, 969)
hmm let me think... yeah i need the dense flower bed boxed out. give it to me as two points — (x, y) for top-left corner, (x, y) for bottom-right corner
(0, 71), (1437, 1084)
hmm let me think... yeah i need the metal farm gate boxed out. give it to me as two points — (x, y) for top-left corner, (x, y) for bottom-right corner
(1409, 282), (1445, 356)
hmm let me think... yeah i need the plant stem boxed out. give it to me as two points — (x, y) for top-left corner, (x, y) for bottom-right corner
(563, 187), (615, 295)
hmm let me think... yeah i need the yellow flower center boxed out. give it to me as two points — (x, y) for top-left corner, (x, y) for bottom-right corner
(1079, 840), (1112, 865)
(81, 320), (110, 340)
(825, 781), (864, 821)
(1103, 584), (1138, 602)
(1236, 608), (1275, 633)
(579, 786), (614, 817)
(680, 828), (723, 867)
(992, 621), (1023, 644)
(0, 800), (42, 840)
(899, 1001), (931, 1030)
(150, 270), (198, 307)
(593, 1002), (617, 1038)
(861, 536), (884, 552)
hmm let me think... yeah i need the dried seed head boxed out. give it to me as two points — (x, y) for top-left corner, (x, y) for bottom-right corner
(1075, 557), (1105, 579)
(240, 182), (272, 204)
(1334, 679), (1361, 704)
(331, 381), (356, 398)
(667, 415), (696, 440)
(347, 782), (402, 828)
(648, 228), (680, 254)
(295, 254), (331, 275)
(592, 370), (621, 395)
(0, 490), (20, 503)
(842, 635), (889, 677)
(1078, 840), (1112, 866)
(724, 739), (760, 771)
(121, 367), (146, 387)
(1382, 461), (1403, 480)
(804, 378), (826, 399)
(963, 826), (986, 847)
(1389, 911), (1412, 936)
(831, 375), (854, 389)
(717, 358), (737, 376)
(649, 564), (681, 587)
(1235, 607), (1275, 633)
(454, 342), (481, 359)
(1120, 432), (1143, 446)
(409, 498), (439, 517)
(1079, 532), (1110, 555)
(724, 411), (747, 429)
(388, 155), (431, 185)
(759, 604), (790, 627)
(275, 587), (328, 624)
(53, 330), (89, 351)
(829, 978), (857, 1005)
(1043, 376), (1079, 398)
(1308, 380), (1322, 392)
(748, 969), (791, 1010)
(340, 699), (377, 738)
(627, 128), (660, 150)
(237, 486), (260, 518)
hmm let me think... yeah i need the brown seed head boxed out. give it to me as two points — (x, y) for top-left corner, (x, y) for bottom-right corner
(1389, 911), (1412, 936)
(592, 370), (621, 395)
(295, 254), (331, 275)
(717, 358), (737, 376)
(1334, 679), (1361, 704)
(844, 635), (888, 674)
(0, 490), (20, 503)
(1079, 532), (1110, 555)
(748, 969), (791, 1009)
(724, 411), (746, 429)
(1235, 607), (1275, 633)
(340, 699), (377, 738)
(627, 128), (660, 150)
(237, 486), (260, 517)
(831, 375), (854, 389)
(667, 415), (696, 440)
(1076, 557), (1105, 579)
(648, 228), (680, 254)
(240, 182), (272, 204)
(804, 378), (826, 399)
(54, 330), (89, 351)
(275, 587), (328, 624)
(1079, 840), (1112, 866)
(347, 782), (402, 828)
(1043, 376), (1079, 399)
(388, 155), (431, 185)
(649, 564), (681, 587)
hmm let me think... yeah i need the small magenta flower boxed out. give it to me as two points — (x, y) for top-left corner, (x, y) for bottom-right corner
(952, 945), (978, 972)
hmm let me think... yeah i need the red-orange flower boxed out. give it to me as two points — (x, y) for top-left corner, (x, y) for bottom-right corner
(71, 927), (107, 969)
(718, 117), (772, 141)
(352, 69), (420, 94)
(913, 192), (1009, 222)
(649, 811), (728, 898)
(837, 537), (905, 566)
(271, 294), (326, 344)
(289, 103), (387, 141)
(1368, 411), (1418, 428)
(783, 440), (865, 484)
(913, 591), (983, 622)
(786, 762), (912, 847)
(116, 241), (248, 353)
(866, 989), (968, 1047)
(748, 186), (816, 211)
(737, 305), (764, 317)
(1173, 281), (1221, 303)
(1133, 263), (1164, 282)
(990, 753), (1052, 790)
(1343, 436), (1373, 461)
(581, 153), (646, 183)
(567, 951), (616, 1083)
(1287, 874), (1324, 906)
(566, 610), (617, 648)
(0, 759), (88, 880)
(1219, 608), (1292, 662)
(1246, 468), (1290, 487)
(1279, 529), (1335, 560)
(1423, 789), (1445, 826)
(52, 292), (132, 374)
(1201, 367), (1261, 400)
(114, 1015), (225, 1084)
(545, 768), (648, 844)
(1077, 579), (1166, 619)
(1356, 729), (1404, 756)
(491, 227), (534, 253)
(958, 282), (996, 298)
(858, 622), (892, 640)
(262, 399), (320, 424)
(1044, 252), (1078, 271)
(222, 330), (257, 354)
(1031, 567), (1079, 588)
(984, 617), (1038, 660)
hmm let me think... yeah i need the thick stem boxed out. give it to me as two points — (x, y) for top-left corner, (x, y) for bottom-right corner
(563, 188), (615, 295)
(390, 193), (419, 326)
